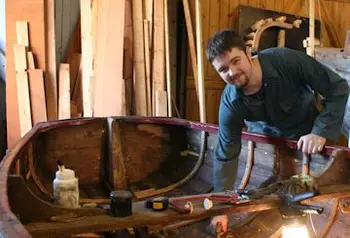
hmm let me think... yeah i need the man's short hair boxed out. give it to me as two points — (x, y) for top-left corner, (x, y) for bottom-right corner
(206, 29), (246, 63)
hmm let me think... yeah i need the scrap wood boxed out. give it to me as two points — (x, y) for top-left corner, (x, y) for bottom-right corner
(58, 64), (71, 120)
(27, 69), (47, 125)
(6, 0), (46, 150)
(45, 0), (58, 121)
(164, 0), (172, 117)
(80, 0), (93, 117)
(132, 0), (148, 116)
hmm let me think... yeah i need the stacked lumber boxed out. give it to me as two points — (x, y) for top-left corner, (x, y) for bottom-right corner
(6, 0), (206, 150)
(78, 0), (178, 118)
(6, 0), (65, 150)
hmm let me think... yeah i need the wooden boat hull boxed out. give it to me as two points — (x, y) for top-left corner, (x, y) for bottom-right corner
(0, 117), (350, 237)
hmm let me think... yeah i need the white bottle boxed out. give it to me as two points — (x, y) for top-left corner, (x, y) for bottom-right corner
(53, 162), (80, 208)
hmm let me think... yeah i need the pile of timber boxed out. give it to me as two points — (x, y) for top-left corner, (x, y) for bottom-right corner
(6, 0), (206, 150)
(79, 0), (177, 118)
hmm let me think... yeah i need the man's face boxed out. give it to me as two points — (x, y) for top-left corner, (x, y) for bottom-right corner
(212, 47), (253, 89)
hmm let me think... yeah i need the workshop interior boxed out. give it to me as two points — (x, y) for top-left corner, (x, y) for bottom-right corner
(0, 0), (350, 237)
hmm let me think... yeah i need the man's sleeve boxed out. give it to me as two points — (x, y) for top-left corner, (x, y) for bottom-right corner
(283, 49), (349, 141)
(213, 87), (246, 192)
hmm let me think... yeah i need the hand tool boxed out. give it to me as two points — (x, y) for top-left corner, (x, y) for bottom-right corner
(145, 196), (193, 213)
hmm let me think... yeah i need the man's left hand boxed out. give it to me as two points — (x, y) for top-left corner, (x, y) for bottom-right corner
(297, 133), (326, 154)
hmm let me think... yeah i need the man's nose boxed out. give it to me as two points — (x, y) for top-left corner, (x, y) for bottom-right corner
(228, 67), (236, 77)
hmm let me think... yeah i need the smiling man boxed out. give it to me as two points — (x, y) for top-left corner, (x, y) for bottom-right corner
(206, 29), (349, 234)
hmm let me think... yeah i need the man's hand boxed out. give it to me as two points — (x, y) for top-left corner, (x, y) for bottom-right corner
(208, 215), (228, 236)
(297, 133), (326, 154)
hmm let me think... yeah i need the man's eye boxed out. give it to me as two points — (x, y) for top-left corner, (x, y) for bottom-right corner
(233, 59), (240, 65)
(221, 68), (228, 73)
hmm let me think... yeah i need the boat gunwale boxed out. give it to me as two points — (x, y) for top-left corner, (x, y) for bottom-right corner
(0, 116), (349, 237)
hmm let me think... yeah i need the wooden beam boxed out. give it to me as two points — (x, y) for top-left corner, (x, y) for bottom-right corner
(132, 0), (148, 116)
(67, 53), (82, 96)
(13, 43), (31, 136)
(183, 0), (199, 98)
(152, 0), (165, 116)
(155, 90), (167, 116)
(144, 0), (154, 45)
(80, 0), (93, 117)
(93, 0), (126, 117)
(164, 0), (172, 117)
(195, 0), (207, 123)
(16, 21), (29, 47)
(26, 52), (35, 69)
(143, 20), (152, 116)
(45, 0), (58, 120)
(27, 69), (47, 125)
(58, 64), (71, 119)
(308, 0), (315, 57)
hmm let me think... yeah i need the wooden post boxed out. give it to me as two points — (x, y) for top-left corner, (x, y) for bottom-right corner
(164, 0), (172, 117)
(45, 0), (58, 120)
(182, 0), (199, 97)
(80, 0), (93, 117)
(195, 0), (206, 123)
(307, 0), (315, 57)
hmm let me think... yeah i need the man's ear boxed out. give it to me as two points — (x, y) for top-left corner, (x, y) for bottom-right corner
(245, 46), (252, 58)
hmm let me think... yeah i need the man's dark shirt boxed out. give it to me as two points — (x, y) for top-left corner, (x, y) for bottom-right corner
(214, 47), (349, 192)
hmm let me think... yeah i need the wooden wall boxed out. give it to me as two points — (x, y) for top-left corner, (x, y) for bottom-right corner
(185, 0), (350, 124)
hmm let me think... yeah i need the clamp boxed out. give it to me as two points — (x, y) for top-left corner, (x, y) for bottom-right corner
(279, 190), (324, 218)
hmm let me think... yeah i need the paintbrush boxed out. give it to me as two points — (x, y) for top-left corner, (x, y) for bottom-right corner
(57, 160), (65, 172)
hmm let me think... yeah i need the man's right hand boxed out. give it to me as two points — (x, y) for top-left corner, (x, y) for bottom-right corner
(209, 215), (228, 235)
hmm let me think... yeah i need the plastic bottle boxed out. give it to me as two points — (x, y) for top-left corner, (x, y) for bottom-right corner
(53, 161), (80, 208)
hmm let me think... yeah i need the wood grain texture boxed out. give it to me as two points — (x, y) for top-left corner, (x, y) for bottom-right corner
(152, 0), (165, 116)
(27, 69), (47, 125)
(93, 0), (125, 117)
(185, 0), (350, 123)
(45, 0), (58, 121)
(58, 64), (71, 119)
(6, 0), (46, 149)
(80, 0), (93, 117)
(132, 0), (148, 116)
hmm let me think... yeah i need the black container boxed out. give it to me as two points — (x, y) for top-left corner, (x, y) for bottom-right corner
(109, 190), (132, 217)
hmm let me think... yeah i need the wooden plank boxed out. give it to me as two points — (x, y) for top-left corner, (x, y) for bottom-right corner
(15, 70), (32, 137)
(152, 0), (165, 116)
(155, 90), (168, 117)
(58, 64), (71, 119)
(80, 0), (93, 117)
(67, 53), (82, 96)
(143, 20), (152, 116)
(168, 0), (178, 117)
(14, 44), (27, 72)
(345, 30), (350, 53)
(182, 0), (199, 96)
(164, 0), (172, 117)
(132, 0), (148, 116)
(93, 0), (125, 117)
(124, 0), (133, 116)
(72, 58), (83, 113)
(16, 21), (29, 47)
(144, 0), (154, 45)
(26, 52), (35, 69)
(195, 0), (207, 123)
(6, 0), (46, 149)
(275, 0), (284, 12)
(220, 0), (230, 29)
(207, 0), (219, 77)
(27, 69), (47, 125)
(45, 0), (58, 120)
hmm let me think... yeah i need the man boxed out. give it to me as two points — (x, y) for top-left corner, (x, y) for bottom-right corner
(206, 29), (349, 233)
